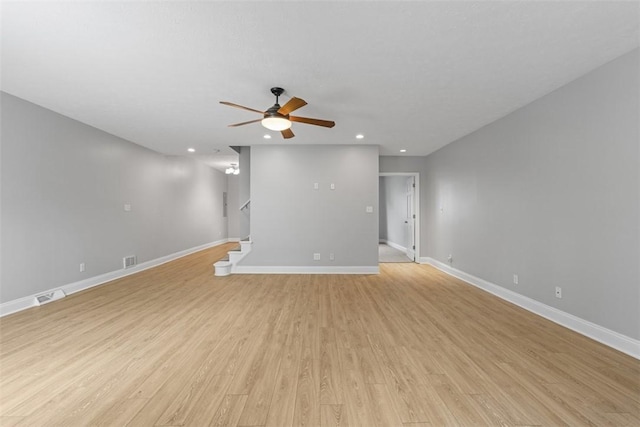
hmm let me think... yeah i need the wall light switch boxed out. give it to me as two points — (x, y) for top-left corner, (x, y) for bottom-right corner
(124, 203), (132, 212)
(366, 206), (374, 213)
(330, 183), (335, 190)
(80, 263), (85, 272)
(313, 183), (319, 190)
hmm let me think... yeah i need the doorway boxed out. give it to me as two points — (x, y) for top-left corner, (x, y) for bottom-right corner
(379, 173), (419, 263)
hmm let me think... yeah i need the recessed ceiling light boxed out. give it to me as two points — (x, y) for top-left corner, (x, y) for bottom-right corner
(356, 134), (364, 139)
(187, 148), (195, 152)
(400, 149), (407, 153)
(263, 134), (272, 139)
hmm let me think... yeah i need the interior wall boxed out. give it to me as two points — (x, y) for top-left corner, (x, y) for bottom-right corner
(226, 174), (240, 240)
(238, 146), (251, 239)
(0, 92), (228, 303)
(239, 144), (379, 268)
(421, 49), (639, 340)
(379, 175), (407, 249)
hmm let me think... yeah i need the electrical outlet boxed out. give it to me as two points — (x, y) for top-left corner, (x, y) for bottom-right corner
(79, 263), (85, 272)
(313, 253), (321, 261)
(329, 252), (335, 261)
(555, 287), (562, 298)
(513, 274), (519, 285)
(447, 254), (453, 263)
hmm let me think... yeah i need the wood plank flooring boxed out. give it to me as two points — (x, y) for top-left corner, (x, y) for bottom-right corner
(1, 243), (638, 426)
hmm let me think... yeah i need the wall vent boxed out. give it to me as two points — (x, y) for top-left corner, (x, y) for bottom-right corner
(123, 255), (137, 269)
(34, 289), (66, 306)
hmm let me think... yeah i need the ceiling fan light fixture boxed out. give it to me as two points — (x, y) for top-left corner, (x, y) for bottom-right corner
(261, 116), (291, 131)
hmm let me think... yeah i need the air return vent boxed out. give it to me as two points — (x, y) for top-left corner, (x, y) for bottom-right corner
(34, 289), (66, 306)
(123, 255), (137, 269)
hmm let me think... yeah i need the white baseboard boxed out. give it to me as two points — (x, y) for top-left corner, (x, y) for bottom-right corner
(380, 240), (407, 252)
(420, 257), (640, 360)
(233, 265), (379, 275)
(0, 239), (231, 317)
(227, 237), (241, 242)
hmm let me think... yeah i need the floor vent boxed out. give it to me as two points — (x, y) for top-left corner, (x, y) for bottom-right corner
(123, 255), (137, 269)
(34, 289), (66, 306)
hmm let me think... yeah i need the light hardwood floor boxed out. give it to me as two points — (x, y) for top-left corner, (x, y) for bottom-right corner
(1, 243), (638, 426)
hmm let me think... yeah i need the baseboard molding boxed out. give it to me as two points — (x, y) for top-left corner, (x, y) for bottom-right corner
(420, 257), (640, 360)
(0, 239), (231, 317)
(227, 237), (241, 242)
(380, 240), (407, 252)
(233, 265), (380, 275)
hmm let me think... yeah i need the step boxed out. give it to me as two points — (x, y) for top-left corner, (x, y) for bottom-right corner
(213, 260), (232, 276)
(228, 251), (245, 263)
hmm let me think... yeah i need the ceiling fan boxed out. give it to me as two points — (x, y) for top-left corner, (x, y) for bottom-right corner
(220, 87), (335, 139)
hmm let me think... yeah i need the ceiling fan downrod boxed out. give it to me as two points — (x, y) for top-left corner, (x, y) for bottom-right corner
(270, 87), (285, 106)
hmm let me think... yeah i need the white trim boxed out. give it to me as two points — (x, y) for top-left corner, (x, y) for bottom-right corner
(233, 265), (379, 275)
(227, 237), (241, 242)
(380, 239), (407, 252)
(0, 239), (230, 317)
(421, 257), (640, 360)
(379, 172), (419, 263)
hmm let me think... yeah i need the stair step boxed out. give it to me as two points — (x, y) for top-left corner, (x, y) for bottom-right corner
(213, 260), (232, 276)
(213, 240), (253, 277)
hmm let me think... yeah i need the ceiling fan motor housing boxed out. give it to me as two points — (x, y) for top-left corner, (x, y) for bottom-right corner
(264, 104), (287, 119)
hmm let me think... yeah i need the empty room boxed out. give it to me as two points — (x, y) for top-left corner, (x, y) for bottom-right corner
(1, 1), (638, 426)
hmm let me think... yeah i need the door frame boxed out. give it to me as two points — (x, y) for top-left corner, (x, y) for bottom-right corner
(379, 172), (420, 263)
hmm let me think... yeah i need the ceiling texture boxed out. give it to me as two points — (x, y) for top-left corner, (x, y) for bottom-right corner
(2, 1), (638, 171)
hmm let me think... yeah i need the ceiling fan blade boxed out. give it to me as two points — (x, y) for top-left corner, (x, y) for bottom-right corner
(281, 128), (295, 139)
(289, 116), (335, 128)
(278, 97), (307, 115)
(228, 118), (263, 127)
(220, 101), (264, 115)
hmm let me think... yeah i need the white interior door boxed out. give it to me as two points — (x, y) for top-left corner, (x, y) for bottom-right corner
(405, 176), (415, 261)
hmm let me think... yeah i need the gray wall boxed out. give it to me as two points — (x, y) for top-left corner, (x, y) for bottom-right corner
(240, 145), (379, 267)
(226, 174), (241, 240)
(1, 92), (228, 303)
(383, 50), (639, 339)
(379, 175), (408, 248)
(238, 146), (251, 239)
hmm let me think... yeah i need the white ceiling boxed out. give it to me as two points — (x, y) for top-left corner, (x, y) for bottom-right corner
(2, 1), (638, 171)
